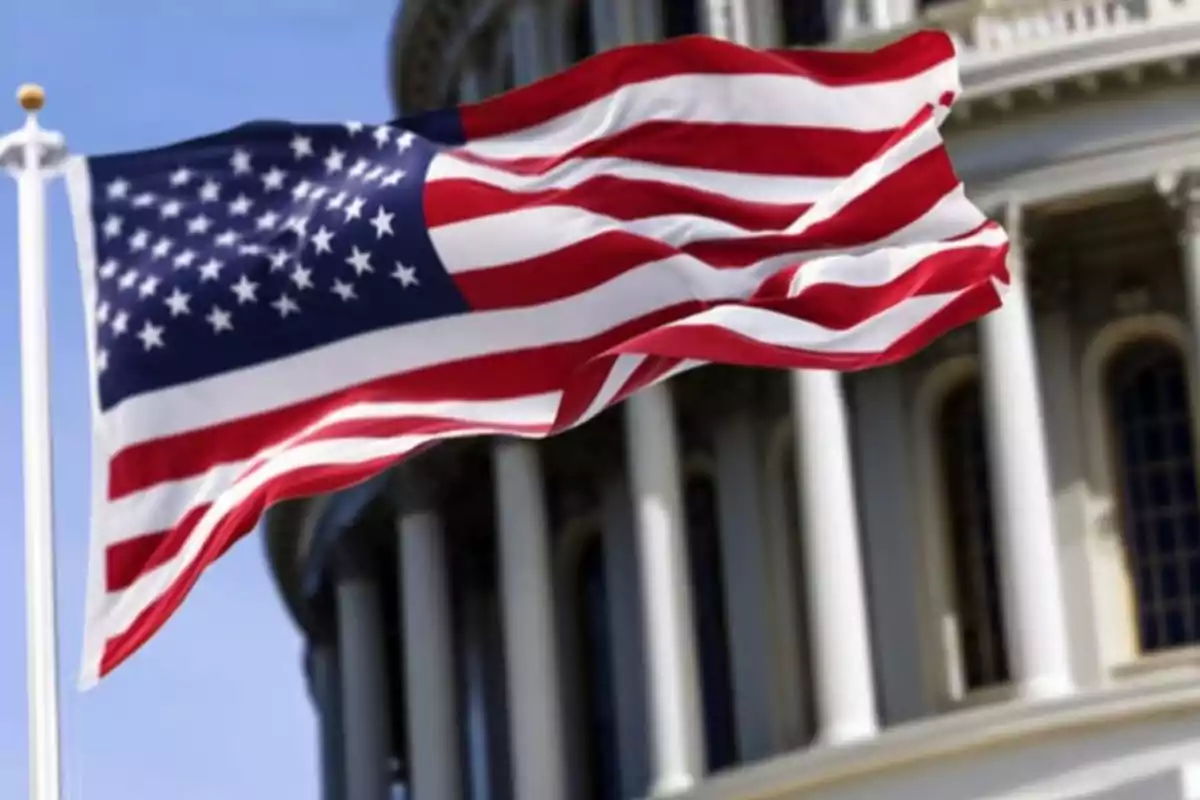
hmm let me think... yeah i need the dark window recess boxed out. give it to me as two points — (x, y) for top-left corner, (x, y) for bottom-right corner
(576, 541), (621, 799)
(571, 0), (596, 63)
(1107, 341), (1200, 653)
(661, 0), (703, 37)
(780, 0), (830, 46)
(685, 474), (739, 771)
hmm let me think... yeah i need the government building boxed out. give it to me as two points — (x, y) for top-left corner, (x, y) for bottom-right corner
(264, 1), (1200, 798)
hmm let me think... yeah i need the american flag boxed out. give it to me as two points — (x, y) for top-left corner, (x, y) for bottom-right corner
(67, 30), (1008, 685)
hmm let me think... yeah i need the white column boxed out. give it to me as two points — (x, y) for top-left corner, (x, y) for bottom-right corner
(790, 369), (878, 745)
(493, 440), (568, 800)
(335, 549), (393, 800)
(1166, 172), (1200, 365)
(625, 384), (706, 795)
(396, 469), (461, 800)
(977, 203), (1074, 701)
(869, 0), (892, 29)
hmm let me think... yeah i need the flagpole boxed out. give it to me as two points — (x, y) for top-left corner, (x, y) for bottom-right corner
(1, 84), (66, 800)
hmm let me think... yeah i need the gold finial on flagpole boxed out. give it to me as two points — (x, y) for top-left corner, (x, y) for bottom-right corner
(17, 84), (45, 113)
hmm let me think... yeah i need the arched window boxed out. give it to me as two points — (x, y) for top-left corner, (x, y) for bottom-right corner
(573, 537), (620, 799)
(1106, 340), (1200, 652)
(780, 0), (829, 45)
(937, 379), (1009, 690)
(661, 0), (702, 37)
(569, 0), (596, 63)
(684, 472), (738, 771)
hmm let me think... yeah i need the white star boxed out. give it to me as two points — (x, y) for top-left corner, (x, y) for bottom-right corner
(324, 148), (346, 173)
(268, 250), (290, 271)
(261, 167), (287, 191)
(128, 229), (150, 252)
(272, 293), (301, 317)
(392, 261), (419, 288)
(310, 185), (329, 201)
(343, 196), (365, 222)
(138, 276), (160, 298)
(96, 301), (110, 323)
(256, 210), (280, 230)
(310, 226), (335, 254)
(230, 149), (253, 174)
(331, 279), (357, 301)
(118, 269), (139, 290)
(165, 288), (191, 316)
(381, 169), (405, 187)
(102, 214), (123, 239)
(96, 348), (109, 373)
(344, 121), (364, 136)
(364, 165), (386, 183)
(137, 320), (165, 351)
(159, 200), (183, 219)
(106, 178), (130, 200)
(151, 237), (173, 258)
(131, 192), (156, 208)
(290, 135), (314, 159)
(169, 167), (193, 186)
(99, 258), (119, 280)
(214, 230), (240, 248)
(112, 311), (129, 336)
(369, 206), (395, 239)
(198, 179), (221, 203)
(228, 194), (253, 216)
(231, 274), (259, 304)
(186, 214), (212, 235)
(238, 243), (265, 256)
(291, 180), (313, 200)
(396, 131), (415, 153)
(173, 249), (197, 269)
(327, 191), (347, 210)
(290, 264), (314, 290)
(206, 306), (234, 333)
(285, 215), (309, 236)
(199, 258), (225, 281)
(345, 247), (373, 275)
(372, 125), (392, 148)
(348, 158), (369, 178)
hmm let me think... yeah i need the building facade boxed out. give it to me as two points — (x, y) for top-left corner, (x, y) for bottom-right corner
(264, 1), (1200, 798)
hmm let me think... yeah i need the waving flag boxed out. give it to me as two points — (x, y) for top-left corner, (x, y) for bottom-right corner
(67, 30), (1008, 685)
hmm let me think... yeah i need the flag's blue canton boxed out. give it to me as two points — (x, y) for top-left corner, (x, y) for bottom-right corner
(86, 116), (470, 411)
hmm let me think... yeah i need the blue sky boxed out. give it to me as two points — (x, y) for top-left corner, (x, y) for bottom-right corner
(1, 1), (402, 796)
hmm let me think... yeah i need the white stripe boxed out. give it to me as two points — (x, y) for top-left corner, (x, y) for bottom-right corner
(575, 353), (647, 426)
(462, 62), (961, 160)
(101, 393), (562, 545)
(427, 152), (843, 206)
(432, 110), (948, 274)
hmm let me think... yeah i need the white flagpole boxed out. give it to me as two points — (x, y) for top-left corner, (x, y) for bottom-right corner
(1, 84), (67, 800)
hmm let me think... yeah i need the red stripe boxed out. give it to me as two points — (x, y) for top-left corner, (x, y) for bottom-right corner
(459, 32), (956, 141)
(450, 121), (903, 179)
(425, 173), (814, 232)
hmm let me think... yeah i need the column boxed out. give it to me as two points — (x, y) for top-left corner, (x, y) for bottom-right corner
(306, 642), (347, 800)
(395, 467), (461, 800)
(850, 368), (932, 725)
(790, 369), (878, 745)
(493, 439), (568, 800)
(712, 410), (778, 760)
(868, 0), (892, 29)
(1168, 172), (1200, 366)
(625, 384), (706, 795)
(510, 0), (549, 83)
(977, 202), (1074, 701)
(334, 546), (393, 800)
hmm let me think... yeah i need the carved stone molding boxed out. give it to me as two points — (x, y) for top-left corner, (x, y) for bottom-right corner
(1156, 169), (1200, 240)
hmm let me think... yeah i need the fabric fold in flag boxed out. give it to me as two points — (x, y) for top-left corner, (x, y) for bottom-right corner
(65, 29), (1009, 687)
